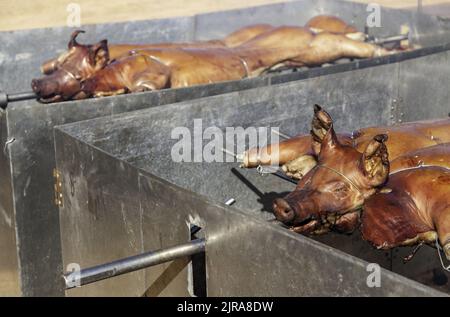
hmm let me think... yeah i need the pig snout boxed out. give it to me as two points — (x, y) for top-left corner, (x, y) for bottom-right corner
(31, 78), (59, 97)
(273, 198), (295, 223)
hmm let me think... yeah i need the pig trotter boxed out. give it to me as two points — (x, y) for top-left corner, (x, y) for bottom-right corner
(281, 154), (317, 180)
(290, 219), (320, 234)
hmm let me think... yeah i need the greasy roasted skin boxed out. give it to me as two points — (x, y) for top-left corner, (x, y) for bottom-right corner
(390, 143), (450, 171)
(267, 105), (450, 236)
(40, 15), (358, 75)
(306, 15), (358, 34)
(222, 24), (275, 47)
(79, 26), (387, 98)
(134, 47), (248, 86)
(243, 106), (450, 168)
(33, 25), (272, 101)
(80, 48), (248, 96)
(40, 24), (276, 75)
(40, 40), (226, 75)
(273, 128), (390, 235)
(361, 166), (450, 259)
(81, 54), (171, 96)
(235, 26), (386, 74)
(352, 119), (450, 160)
(33, 15), (390, 102)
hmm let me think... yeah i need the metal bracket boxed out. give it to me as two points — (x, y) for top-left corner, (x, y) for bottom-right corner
(53, 169), (63, 207)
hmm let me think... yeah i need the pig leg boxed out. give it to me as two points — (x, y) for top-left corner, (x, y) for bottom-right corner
(94, 89), (127, 97)
(333, 211), (360, 234)
(128, 65), (171, 92)
(242, 134), (313, 168)
(281, 154), (317, 180)
(290, 219), (321, 234)
(298, 33), (391, 66)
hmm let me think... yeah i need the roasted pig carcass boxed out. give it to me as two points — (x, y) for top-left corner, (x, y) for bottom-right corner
(242, 105), (450, 170)
(248, 105), (450, 258)
(362, 165), (450, 260)
(39, 24), (275, 75)
(32, 16), (393, 102)
(78, 26), (387, 98)
(39, 15), (360, 75)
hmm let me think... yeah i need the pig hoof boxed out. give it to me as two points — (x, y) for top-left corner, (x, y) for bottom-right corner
(285, 171), (302, 180)
(374, 47), (391, 57)
(281, 155), (317, 180)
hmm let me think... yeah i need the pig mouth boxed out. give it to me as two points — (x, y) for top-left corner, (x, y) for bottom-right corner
(38, 94), (63, 103)
(289, 209), (361, 235)
(37, 90), (87, 103)
(288, 214), (318, 233)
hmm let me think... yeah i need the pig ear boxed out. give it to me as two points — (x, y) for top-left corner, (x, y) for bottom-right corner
(318, 123), (340, 158)
(68, 30), (85, 49)
(90, 39), (109, 70)
(360, 134), (390, 187)
(311, 104), (336, 156)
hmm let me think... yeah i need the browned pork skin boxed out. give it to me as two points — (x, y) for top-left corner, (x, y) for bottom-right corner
(40, 15), (359, 75)
(242, 106), (450, 169)
(74, 27), (387, 99)
(362, 166), (450, 259)
(268, 107), (450, 257)
(33, 16), (388, 102)
(40, 24), (273, 75)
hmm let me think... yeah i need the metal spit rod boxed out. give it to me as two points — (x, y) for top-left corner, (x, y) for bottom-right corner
(63, 199), (235, 289)
(64, 238), (206, 289)
(0, 91), (37, 110)
(371, 33), (409, 45)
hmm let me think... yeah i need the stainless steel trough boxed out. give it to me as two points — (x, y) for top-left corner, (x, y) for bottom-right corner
(2, 0), (450, 296)
(53, 48), (450, 296)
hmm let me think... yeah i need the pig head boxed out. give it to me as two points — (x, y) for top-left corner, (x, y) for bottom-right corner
(273, 106), (389, 235)
(31, 30), (109, 102)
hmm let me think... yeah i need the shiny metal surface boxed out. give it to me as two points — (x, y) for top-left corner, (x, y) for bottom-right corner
(53, 129), (445, 296)
(64, 238), (205, 289)
(0, 109), (20, 296)
(54, 51), (450, 295)
(2, 0), (450, 296)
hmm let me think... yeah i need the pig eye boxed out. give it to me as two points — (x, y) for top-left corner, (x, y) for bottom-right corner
(332, 183), (351, 198)
(319, 181), (348, 194)
(334, 183), (347, 192)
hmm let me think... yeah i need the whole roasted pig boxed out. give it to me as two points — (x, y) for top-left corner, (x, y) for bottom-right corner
(31, 24), (270, 102)
(31, 16), (390, 102)
(244, 105), (450, 259)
